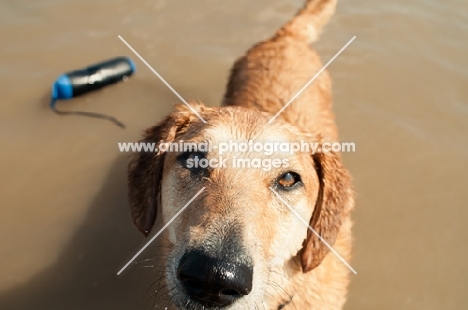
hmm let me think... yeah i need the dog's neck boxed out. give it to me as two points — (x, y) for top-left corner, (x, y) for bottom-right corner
(271, 218), (353, 309)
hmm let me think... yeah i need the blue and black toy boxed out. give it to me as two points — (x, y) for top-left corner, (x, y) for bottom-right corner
(50, 56), (136, 128)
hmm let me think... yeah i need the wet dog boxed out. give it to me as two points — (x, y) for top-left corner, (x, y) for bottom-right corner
(128, 0), (354, 308)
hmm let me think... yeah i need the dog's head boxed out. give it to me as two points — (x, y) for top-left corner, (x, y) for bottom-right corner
(128, 103), (352, 309)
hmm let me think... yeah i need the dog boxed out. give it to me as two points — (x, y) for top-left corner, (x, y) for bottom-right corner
(128, 0), (354, 308)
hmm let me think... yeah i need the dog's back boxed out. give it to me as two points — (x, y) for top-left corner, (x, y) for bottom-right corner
(223, 0), (339, 142)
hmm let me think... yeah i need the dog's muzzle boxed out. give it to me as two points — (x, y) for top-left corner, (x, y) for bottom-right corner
(177, 249), (253, 307)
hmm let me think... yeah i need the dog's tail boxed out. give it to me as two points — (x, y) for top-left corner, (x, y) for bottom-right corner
(276, 0), (337, 43)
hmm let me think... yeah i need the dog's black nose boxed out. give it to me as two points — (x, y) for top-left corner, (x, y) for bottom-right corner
(177, 250), (253, 307)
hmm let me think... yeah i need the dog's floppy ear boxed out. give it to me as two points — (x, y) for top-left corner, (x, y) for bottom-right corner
(128, 104), (203, 236)
(301, 150), (354, 272)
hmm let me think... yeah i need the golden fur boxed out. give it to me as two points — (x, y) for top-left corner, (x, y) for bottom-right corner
(128, 0), (354, 308)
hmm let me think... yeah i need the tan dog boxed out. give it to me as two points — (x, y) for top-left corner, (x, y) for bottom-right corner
(128, 0), (354, 309)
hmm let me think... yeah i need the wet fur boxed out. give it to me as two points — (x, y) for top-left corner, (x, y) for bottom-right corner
(128, 0), (354, 309)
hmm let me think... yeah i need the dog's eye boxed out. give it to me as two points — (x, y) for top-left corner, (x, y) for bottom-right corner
(177, 152), (206, 169)
(277, 172), (302, 189)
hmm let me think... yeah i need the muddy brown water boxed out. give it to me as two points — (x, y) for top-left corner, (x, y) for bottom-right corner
(1, 0), (467, 309)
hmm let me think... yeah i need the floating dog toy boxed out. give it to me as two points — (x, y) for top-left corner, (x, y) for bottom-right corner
(50, 57), (136, 128)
